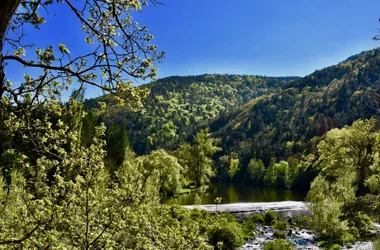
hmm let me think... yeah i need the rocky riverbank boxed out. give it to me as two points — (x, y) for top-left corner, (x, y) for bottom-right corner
(240, 224), (375, 250)
(184, 202), (378, 249)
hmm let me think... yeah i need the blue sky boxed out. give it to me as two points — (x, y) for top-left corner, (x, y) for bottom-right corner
(5, 0), (380, 99)
(139, 0), (380, 77)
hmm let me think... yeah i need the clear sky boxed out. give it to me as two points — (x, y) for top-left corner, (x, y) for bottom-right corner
(5, 0), (380, 99)
(139, 0), (380, 78)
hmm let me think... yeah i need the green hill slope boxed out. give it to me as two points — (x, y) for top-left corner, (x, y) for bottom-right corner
(209, 49), (380, 174)
(84, 74), (299, 154)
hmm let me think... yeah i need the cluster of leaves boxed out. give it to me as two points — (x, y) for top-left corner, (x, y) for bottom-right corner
(306, 119), (380, 244)
(263, 239), (295, 250)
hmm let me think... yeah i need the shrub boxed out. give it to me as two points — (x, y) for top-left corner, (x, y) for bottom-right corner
(208, 222), (244, 250)
(374, 238), (380, 250)
(273, 220), (289, 231)
(264, 239), (295, 250)
(252, 214), (265, 224)
(273, 230), (287, 239)
(264, 210), (277, 225)
(350, 212), (372, 236)
(242, 219), (256, 239)
(346, 194), (380, 218)
(328, 243), (341, 250)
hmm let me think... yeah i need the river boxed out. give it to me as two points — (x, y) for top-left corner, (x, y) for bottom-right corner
(162, 182), (307, 205)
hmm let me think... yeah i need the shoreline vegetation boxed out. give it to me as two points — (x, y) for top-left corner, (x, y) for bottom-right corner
(183, 207), (380, 250)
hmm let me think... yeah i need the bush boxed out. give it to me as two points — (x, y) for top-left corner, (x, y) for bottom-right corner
(328, 243), (341, 250)
(264, 210), (277, 225)
(242, 219), (256, 239)
(208, 222), (244, 250)
(350, 212), (372, 236)
(293, 215), (310, 227)
(252, 214), (265, 224)
(345, 194), (380, 218)
(273, 230), (287, 239)
(273, 220), (289, 231)
(264, 239), (295, 250)
(374, 238), (380, 250)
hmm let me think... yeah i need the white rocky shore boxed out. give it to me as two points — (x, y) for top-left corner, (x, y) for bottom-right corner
(184, 201), (311, 218)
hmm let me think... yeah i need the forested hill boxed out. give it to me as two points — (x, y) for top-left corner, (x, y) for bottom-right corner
(84, 48), (380, 176)
(208, 48), (380, 174)
(84, 74), (299, 154)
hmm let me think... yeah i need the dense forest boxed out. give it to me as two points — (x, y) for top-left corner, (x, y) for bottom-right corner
(84, 74), (299, 153)
(84, 48), (380, 189)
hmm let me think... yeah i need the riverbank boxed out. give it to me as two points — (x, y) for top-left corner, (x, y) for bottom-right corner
(184, 202), (379, 249)
(240, 224), (377, 250)
(184, 201), (311, 218)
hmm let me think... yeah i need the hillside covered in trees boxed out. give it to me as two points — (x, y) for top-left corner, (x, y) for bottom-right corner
(84, 74), (299, 153)
(85, 48), (380, 188)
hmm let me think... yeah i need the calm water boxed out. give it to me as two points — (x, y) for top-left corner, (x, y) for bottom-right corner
(162, 182), (307, 205)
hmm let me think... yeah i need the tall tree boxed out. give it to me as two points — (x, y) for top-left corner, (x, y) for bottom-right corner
(178, 129), (221, 187)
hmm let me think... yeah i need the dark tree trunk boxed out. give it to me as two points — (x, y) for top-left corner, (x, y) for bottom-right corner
(0, 0), (22, 97)
(0, 0), (22, 155)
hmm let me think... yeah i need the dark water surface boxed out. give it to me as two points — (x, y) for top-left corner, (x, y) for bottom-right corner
(162, 182), (307, 205)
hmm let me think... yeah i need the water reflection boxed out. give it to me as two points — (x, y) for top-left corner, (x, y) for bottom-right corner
(162, 182), (307, 205)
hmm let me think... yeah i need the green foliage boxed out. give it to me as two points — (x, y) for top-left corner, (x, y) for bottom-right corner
(264, 160), (294, 189)
(177, 129), (221, 187)
(374, 238), (380, 250)
(305, 119), (380, 243)
(273, 218), (289, 239)
(247, 158), (266, 184)
(345, 194), (380, 220)
(82, 49), (380, 187)
(328, 244), (341, 250)
(104, 123), (130, 172)
(194, 193), (202, 205)
(0, 96), (214, 249)
(252, 213), (265, 224)
(208, 222), (244, 250)
(0, 149), (22, 185)
(241, 219), (256, 239)
(273, 230), (287, 239)
(88, 74), (298, 154)
(263, 239), (295, 250)
(218, 153), (240, 180)
(313, 119), (379, 186)
(273, 220), (289, 231)
(137, 149), (184, 196)
(264, 210), (277, 225)
(307, 172), (358, 243)
(350, 212), (373, 236)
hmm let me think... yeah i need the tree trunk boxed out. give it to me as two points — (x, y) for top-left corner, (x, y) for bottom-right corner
(0, 0), (22, 97)
(0, 0), (22, 155)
